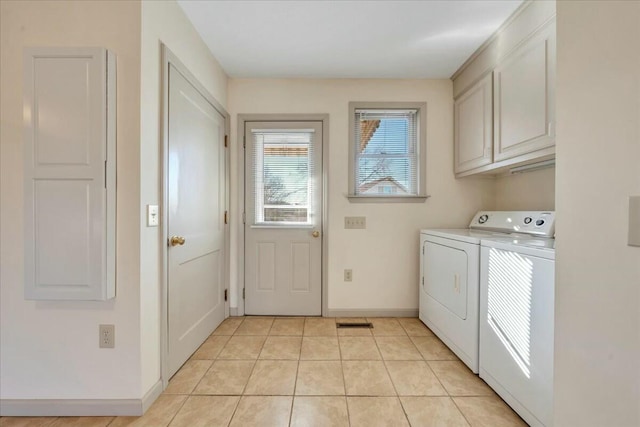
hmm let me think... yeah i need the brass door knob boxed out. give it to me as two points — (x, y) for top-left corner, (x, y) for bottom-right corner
(169, 236), (186, 246)
(312, 230), (320, 238)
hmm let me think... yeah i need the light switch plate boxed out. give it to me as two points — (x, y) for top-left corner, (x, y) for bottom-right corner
(147, 205), (159, 227)
(345, 216), (366, 229)
(628, 196), (640, 247)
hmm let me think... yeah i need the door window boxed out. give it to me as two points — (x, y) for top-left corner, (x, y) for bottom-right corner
(251, 130), (315, 225)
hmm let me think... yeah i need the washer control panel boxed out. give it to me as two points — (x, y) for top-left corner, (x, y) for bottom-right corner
(469, 211), (555, 237)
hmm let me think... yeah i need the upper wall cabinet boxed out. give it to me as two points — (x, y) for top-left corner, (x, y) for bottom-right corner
(454, 73), (493, 174)
(452, 1), (556, 177)
(23, 47), (116, 300)
(493, 23), (556, 162)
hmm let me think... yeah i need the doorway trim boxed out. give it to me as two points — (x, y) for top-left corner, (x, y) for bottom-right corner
(237, 114), (329, 317)
(160, 45), (230, 388)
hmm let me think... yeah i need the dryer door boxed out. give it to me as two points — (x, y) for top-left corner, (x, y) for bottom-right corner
(424, 241), (468, 320)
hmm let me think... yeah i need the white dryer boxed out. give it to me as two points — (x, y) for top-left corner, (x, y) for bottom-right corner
(479, 236), (555, 427)
(419, 211), (555, 373)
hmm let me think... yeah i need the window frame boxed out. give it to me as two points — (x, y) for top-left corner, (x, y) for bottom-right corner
(348, 101), (429, 203)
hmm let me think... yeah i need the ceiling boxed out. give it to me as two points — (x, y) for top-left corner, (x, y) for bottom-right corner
(177, 0), (523, 79)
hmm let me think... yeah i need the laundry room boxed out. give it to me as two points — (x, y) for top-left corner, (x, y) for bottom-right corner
(0, 0), (638, 426)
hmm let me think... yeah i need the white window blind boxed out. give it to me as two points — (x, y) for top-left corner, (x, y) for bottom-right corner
(353, 109), (419, 196)
(251, 129), (315, 225)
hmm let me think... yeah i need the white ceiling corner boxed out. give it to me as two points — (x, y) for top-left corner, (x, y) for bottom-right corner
(177, 0), (524, 79)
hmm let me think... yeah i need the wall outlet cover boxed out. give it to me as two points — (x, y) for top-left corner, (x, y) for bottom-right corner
(99, 324), (115, 348)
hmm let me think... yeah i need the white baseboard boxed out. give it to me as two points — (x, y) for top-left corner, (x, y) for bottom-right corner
(0, 380), (163, 417)
(325, 308), (419, 318)
(140, 379), (163, 414)
(229, 306), (239, 316)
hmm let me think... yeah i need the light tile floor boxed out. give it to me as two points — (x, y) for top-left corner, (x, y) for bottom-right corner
(0, 317), (527, 427)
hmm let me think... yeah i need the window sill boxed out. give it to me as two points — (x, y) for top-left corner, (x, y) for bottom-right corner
(346, 195), (430, 203)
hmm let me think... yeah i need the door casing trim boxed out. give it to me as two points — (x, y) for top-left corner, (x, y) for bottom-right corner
(160, 44), (231, 389)
(237, 114), (330, 317)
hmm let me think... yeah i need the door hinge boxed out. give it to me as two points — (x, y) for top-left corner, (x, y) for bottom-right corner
(243, 135), (246, 149)
(422, 277), (424, 286)
(224, 210), (228, 224)
(224, 289), (228, 301)
(242, 212), (246, 224)
(242, 288), (245, 299)
(224, 134), (228, 147)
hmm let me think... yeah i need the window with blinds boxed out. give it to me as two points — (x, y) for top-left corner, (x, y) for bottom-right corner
(251, 129), (315, 224)
(352, 108), (420, 197)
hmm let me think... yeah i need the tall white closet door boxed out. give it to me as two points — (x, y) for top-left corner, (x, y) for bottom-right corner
(23, 47), (116, 301)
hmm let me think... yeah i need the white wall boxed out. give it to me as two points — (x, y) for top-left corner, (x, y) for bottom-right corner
(495, 168), (555, 211)
(555, 1), (640, 425)
(139, 0), (228, 394)
(228, 79), (495, 312)
(0, 0), (142, 399)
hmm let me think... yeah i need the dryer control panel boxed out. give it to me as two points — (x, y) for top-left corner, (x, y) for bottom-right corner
(469, 211), (555, 237)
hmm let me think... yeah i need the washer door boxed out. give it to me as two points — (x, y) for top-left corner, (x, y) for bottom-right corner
(424, 241), (468, 320)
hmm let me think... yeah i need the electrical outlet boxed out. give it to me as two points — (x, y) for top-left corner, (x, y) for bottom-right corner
(345, 216), (366, 229)
(99, 324), (115, 348)
(344, 269), (352, 282)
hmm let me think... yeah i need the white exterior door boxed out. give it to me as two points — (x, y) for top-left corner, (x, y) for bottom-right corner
(167, 64), (226, 377)
(244, 121), (322, 315)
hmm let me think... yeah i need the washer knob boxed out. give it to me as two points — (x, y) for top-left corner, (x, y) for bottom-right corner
(535, 219), (545, 227)
(478, 214), (489, 224)
(524, 217), (532, 224)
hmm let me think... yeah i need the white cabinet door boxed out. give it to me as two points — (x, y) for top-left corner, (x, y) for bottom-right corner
(493, 22), (556, 162)
(23, 47), (116, 301)
(454, 73), (493, 174)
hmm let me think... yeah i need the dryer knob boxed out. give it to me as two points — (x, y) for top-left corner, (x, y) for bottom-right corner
(524, 217), (532, 224)
(478, 214), (489, 224)
(536, 219), (545, 227)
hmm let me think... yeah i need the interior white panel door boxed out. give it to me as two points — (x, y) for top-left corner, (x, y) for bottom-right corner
(167, 64), (226, 377)
(245, 121), (322, 316)
(23, 47), (116, 301)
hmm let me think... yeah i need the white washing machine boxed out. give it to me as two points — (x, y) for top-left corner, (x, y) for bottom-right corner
(419, 211), (555, 373)
(480, 236), (555, 427)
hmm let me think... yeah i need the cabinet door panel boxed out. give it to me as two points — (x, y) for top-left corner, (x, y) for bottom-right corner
(23, 47), (116, 300)
(494, 23), (555, 161)
(455, 73), (493, 174)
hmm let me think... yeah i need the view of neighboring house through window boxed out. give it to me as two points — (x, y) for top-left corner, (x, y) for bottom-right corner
(252, 130), (314, 224)
(349, 103), (426, 199)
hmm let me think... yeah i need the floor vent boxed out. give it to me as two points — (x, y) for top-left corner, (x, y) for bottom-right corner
(336, 322), (373, 329)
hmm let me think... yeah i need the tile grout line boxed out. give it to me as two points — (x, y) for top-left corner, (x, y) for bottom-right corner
(449, 395), (474, 427)
(372, 320), (413, 426)
(176, 318), (246, 426)
(225, 320), (263, 426)
(287, 321), (306, 425)
(336, 321), (353, 427)
(189, 358), (216, 395)
(164, 394), (190, 427)
(424, 360), (450, 397)
(287, 331), (304, 427)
